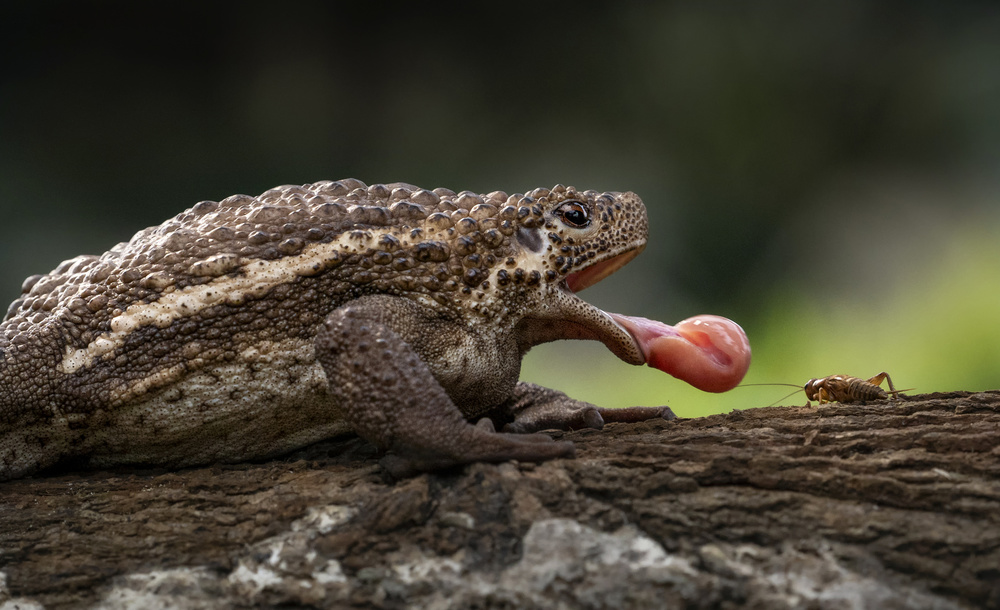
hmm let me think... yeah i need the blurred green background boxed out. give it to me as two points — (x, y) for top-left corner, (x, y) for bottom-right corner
(2, 3), (998, 416)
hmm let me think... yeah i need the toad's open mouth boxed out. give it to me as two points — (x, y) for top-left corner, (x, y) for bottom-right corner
(562, 250), (751, 393)
(565, 249), (643, 294)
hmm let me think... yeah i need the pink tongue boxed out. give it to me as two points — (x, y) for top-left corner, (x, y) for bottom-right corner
(608, 313), (751, 393)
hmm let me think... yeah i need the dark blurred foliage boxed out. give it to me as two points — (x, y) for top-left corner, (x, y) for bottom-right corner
(1, 1), (998, 316)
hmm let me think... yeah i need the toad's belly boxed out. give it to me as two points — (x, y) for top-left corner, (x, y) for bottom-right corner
(86, 339), (351, 467)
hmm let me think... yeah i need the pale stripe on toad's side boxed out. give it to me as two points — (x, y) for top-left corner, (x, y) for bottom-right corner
(60, 231), (389, 374)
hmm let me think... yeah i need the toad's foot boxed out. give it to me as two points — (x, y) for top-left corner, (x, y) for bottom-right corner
(316, 308), (575, 477)
(499, 382), (676, 434)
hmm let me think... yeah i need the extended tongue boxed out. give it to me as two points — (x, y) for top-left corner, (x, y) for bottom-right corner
(608, 313), (751, 392)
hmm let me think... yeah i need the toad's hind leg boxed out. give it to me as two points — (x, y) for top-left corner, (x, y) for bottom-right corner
(315, 307), (575, 477)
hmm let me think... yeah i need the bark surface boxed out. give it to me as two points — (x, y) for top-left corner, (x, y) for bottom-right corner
(1, 391), (997, 609)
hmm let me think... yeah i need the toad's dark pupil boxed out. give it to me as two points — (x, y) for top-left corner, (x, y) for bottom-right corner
(561, 204), (589, 227)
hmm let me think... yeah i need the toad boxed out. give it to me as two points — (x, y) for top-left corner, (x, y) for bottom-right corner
(0, 180), (750, 479)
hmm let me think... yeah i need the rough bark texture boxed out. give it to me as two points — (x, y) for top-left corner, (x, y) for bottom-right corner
(1, 391), (998, 609)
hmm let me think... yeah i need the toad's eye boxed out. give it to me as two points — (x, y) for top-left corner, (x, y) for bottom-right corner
(557, 201), (590, 228)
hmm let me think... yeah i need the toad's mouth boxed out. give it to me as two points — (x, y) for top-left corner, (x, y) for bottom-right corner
(561, 251), (751, 393)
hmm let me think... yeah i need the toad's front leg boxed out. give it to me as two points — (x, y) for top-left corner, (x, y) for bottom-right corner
(315, 304), (575, 477)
